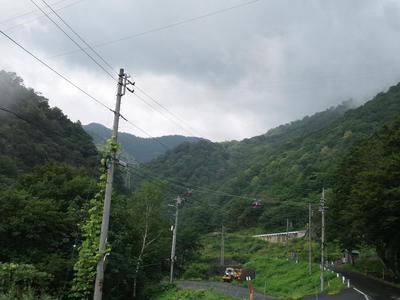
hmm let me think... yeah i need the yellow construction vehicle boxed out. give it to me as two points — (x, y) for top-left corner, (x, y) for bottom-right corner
(222, 267), (242, 282)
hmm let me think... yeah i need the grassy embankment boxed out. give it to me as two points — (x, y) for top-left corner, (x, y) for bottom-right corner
(180, 229), (345, 300)
(153, 287), (242, 300)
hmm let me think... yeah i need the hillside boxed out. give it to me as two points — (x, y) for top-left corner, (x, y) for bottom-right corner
(0, 71), (172, 299)
(0, 71), (98, 181)
(142, 83), (400, 232)
(83, 122), (203, 163)
(0, 71), (101, 296)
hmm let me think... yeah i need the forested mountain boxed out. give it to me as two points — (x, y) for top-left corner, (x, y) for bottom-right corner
(143, 83), (400, 232)
(2, 68), (400, 297)
(83, 122), (203, 163)
(0, 71), (98, 181)
(329, 116), (400, 276)
(0, 71), (173, 299)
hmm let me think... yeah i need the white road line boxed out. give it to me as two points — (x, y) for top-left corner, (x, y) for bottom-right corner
(353, 287), (370, 300)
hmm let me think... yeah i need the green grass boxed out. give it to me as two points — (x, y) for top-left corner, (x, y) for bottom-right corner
(153, 288), (243, 300)
(183, 231), (345, 299)
(246, 256), (343, 299)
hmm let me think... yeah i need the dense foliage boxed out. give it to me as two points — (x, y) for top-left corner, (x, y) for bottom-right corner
(184, 231), (344, 299)
(0, 71), (98, 182)
(2, 68), (400, 297)
(0, 71), (183, 299)
(329, 116), (400, 277)
(143, 84), (400, 234)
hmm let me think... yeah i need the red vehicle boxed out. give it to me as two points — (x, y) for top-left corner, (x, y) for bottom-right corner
(251, 200), (262, 209)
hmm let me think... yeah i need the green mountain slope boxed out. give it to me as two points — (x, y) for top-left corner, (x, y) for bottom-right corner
(0, 71), (100, 294)
(142, 82), (400, 231)
(83, 122), (203, 163)
(0, 71), (98, 181)
(329, 115), (400, 276)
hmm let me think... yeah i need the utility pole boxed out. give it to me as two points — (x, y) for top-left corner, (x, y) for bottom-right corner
(319, 188), (327, 292)
(308, 203), (312, 275)
(170, 196), (182, 283)
(220, 224), (225, 266)
(93, 69), (130, 300)
(286, 218), (289, 258)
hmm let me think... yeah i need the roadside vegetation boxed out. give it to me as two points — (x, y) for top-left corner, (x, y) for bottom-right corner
(182, 231), (345, 299)
(154, 287), (242, 300)
(1, 70), (399, 299)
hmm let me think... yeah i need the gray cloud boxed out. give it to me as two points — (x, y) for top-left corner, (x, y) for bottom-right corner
(1, 0), (400, 141)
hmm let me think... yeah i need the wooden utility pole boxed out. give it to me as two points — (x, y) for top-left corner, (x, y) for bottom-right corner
(220, 224), (225, 266)
(319, 188), (326, 292)
(308, 203), (312, 275)
(93, 69), (127, 300)
(286, 218), (289, 258)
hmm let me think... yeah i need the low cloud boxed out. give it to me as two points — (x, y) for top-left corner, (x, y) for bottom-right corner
(1, 0), (400, 141)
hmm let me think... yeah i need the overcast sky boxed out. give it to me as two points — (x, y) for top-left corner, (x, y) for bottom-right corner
(1, 0), (400, 141)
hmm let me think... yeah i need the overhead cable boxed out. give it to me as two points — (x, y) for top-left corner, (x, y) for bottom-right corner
(39, 0), (115, 73)
(46, 0), (263, 59)
(0, 30), (114, 112)
(4, 0), (86, 31)
(132, 92), (197, 137)
(29, 0), (117, 81)
(135, 86), (202, 136)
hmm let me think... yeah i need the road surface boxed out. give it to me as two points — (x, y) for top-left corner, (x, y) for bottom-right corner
(177, 281), (275, 300)
(177, 280), (367, 299)
(336, 269), (400, 300)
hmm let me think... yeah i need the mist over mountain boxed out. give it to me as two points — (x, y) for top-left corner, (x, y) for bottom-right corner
(83, 122), (204, 163)
(142, 83), (400, 231)
(2, 68), (400, 298)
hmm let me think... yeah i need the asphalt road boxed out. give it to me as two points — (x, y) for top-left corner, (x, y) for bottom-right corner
(177, 280), (275, 300)
(335, 269), (400, 300)
(303, 288), (366, 300)
(177, 280), (367, 299)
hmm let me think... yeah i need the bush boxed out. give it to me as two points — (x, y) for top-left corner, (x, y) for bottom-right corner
(183, 263), (211, 280)
(0, 288), (55, 300)
(0, 263), (52, 293)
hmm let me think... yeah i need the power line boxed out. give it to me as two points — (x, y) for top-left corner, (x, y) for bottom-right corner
(0, 106), (68, 138)
(36, 0), (199, 139)
(30, 0), (194, 143)
(130, 165), (261, 201)
(132, 92), (197, 137)
(36, 0), (196, 137)
(2, 16), (193, 152)
(29, 0), (117, 81)
(0, 29), (114, 112)
(0, 107), (35, 125)
(122, 118), (171, 151)
(0, 0), (71, 25)
(4, 0), (86, 31)
(31, 0), (202, 138)
(135, 86), (202, 136)
(39, 0), (116, 73)
(45, 0), (263, 59)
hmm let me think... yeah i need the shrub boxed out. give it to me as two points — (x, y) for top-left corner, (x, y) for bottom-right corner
(0, 263), (52, 293)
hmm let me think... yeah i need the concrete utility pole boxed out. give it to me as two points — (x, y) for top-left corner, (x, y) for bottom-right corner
(286, 218), (289, 258)
(93, 69), (128, 300)
(220, 224), (225, 266)
(170, 196), (182, 283)
(319, 188), (327, 292)
(308, 203), (312, 275)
